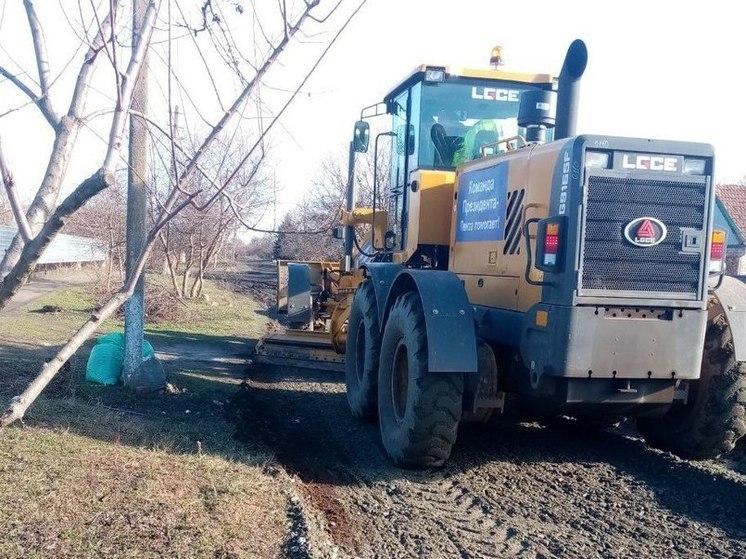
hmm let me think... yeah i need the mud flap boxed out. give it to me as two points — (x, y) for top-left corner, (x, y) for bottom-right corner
(712, 275), (746, 361)
(383, 269), (478, 374)
(361, 262), (404, 323)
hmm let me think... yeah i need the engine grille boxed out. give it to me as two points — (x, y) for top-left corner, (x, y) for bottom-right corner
(581, 174), (708, 295)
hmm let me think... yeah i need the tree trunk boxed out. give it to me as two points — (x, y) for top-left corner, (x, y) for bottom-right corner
(159, 230), (181, 296)
(189, 242), (204, 298)
(106, 225), (115, 292)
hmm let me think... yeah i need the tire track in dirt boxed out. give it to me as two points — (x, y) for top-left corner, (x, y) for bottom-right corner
(231, 366), (746, 559)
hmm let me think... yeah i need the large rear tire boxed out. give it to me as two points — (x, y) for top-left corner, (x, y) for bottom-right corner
(378, 292), (463, 469)
(345, 280), (380, 420)
(638, 304), (746, 459)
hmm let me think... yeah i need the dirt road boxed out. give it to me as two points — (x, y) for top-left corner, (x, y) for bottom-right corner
(233, 365), (746, 559)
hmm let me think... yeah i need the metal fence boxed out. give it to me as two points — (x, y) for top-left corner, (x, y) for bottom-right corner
(0, 226), (106, 265)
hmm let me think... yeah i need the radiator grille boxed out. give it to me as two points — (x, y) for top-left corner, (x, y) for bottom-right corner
(581, 175), (707, 295)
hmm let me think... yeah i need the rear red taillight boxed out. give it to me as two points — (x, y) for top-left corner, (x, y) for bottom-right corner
(709, 230), (726, 274)
(543, 222), (560, 266)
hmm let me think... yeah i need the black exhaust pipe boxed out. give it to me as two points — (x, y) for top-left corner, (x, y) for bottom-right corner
(554, 39), (588, 140)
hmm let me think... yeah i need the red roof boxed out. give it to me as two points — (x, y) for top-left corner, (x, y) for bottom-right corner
(717, 184), (746, 240)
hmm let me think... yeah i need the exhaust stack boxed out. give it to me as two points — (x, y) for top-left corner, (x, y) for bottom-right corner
(554, 39), (588, 140)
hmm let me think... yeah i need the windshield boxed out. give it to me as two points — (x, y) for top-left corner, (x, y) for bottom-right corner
(418, 78), (554, 170)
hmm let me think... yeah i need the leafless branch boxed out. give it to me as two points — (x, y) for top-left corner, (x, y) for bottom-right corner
(0, 66), (59, 128)
(103, 0), (159, 173)
(171, 0), (226, 111)
(308, 0), (344, 23)
(87, 0), (117, 78)
(250, 0), (273, 49)
(217, 0), (367, 199)
(0, 134), (32, 242)
(23, 0), (54, 113)
(68, 1), (122, 121)
(0, 99), (35, 120)
(159, 0), (322, 215)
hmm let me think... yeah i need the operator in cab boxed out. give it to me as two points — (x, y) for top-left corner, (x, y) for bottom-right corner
(427, 108), (518, 168)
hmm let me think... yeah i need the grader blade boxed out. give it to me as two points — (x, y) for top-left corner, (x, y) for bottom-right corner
(252, 330), (345, 372)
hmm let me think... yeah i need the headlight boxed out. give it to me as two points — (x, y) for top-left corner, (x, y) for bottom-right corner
(424, 67), (446, 83)
(585, 150), (610, 170)
(683, 158), (706, 175)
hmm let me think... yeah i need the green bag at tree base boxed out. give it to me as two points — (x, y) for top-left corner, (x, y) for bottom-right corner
(96, 332), (125, 347)
(85, 342), (124, 385)
(85, 333), (156, 385)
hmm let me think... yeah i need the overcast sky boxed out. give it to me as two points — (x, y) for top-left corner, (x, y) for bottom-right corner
(1, 0), (744, 233)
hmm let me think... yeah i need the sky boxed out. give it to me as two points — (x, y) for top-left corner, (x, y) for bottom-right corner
(1, 0), (745, 234)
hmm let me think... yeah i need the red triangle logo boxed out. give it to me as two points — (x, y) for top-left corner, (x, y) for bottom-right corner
(637, 219), (656, 239)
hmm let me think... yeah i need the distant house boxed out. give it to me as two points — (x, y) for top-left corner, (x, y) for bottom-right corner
(0, 226), (106, 276)
(715, 184), (746, 276)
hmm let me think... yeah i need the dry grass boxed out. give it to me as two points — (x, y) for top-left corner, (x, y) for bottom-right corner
(0, 275), (287, 558)
(0, 426), (285, 559)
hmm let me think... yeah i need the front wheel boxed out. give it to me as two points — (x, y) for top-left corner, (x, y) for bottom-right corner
(638, 302), (746, 459)
(377, 292), (463, 469)
(345, 280), (380, 420)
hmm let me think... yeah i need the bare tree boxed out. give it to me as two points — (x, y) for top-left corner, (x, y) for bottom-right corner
(242, 234), (275, 260)
(0, 0), (368, 427)
(152, 131), (271, 298)
(66, 183), (128, 290)
(273, 141), (390, 261)
(0, 0), (157, 308)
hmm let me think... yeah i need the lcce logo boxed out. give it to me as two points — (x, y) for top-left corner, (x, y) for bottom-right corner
(624, 217), (667, 247)
(471, 87), (521, 102)
(622, 154), (678, 172)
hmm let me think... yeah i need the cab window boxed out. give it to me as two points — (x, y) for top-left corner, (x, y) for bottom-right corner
(418, 78), (554, 170)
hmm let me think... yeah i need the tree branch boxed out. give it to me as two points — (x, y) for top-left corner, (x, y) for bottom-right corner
(23, 0), (55, 117)
(68, 1), (122, 120)
(0, 66), (59, 128)
(0, 0), (160, 301)
(0, 134), (32, 242)
(160, 0), (322, 214)
(210, 0), (366, 205)
(102, 0), (158, 173)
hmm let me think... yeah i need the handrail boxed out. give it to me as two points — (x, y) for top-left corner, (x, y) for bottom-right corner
(480, 134), (527, 157)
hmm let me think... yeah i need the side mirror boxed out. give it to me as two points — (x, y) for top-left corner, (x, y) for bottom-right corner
(353, 120), (370, 153)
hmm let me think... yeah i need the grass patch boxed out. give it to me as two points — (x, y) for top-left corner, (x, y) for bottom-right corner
(0, 274), (286, 558)
(0, 285), (117, 346)
(0, 276), (269, 346)
(0, 426), (285, 559)
(143, 277), (269, 340)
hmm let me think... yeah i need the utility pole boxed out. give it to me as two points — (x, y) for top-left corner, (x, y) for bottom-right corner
(123, 0), (149, 386)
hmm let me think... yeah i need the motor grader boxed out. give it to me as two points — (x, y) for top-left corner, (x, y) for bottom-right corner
(255, 40), (746, 468)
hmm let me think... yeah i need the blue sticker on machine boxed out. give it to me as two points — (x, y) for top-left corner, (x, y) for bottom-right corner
(456, 163), (508, 242)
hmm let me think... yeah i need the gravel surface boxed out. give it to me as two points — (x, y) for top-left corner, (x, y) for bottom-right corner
(232, 366), (746, 559)
(219, 261), (746, 557)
